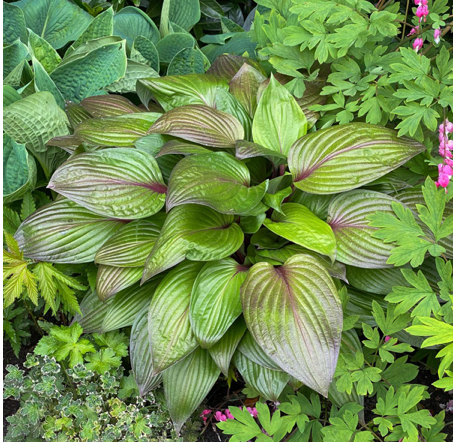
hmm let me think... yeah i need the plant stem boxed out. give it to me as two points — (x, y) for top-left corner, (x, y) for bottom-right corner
(60, 360), (78, 399)
(360, 421), (385, 442)
(401, 0), (410, 41)
(24, 300), (44, 336)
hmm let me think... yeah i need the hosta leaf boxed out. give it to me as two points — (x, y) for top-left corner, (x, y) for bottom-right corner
(235, 140), (287, 166)
(202, 33), (257, 63)
(149, 105), (244, 148)
(80, 95), (142, 118)
(289, 123), (425, 194)
(327, 190), (396, 268)
(289, 190), (334, 221)
(241, 254), (343, 396)
(102, 277), (162, 332)
(3, 3), (27, 45)
(252, 75), (307, 156)
(17, 0), (93, 49)
(95, 220), (160, 267)
(105, 60), (159, 94)
(233, 351), (289, 402)
(65, 103), (92, 130)
(166, 152), (267, 214)
(207, 54), (266, 80)
(130, 308), (162, 396)
(113, 6), (160, 48)
(137, 74), (228, 111)
(96, 265), (143, 301)
(72, 289), (114, 334)
(3, 85), (22, 107)
(209, 316), (247, 376)
(3, 135), (37, 204)
(237, 331), (283, 371)
(148, 261), (203, 374)
(131, 36), (159, 71)
(48, 148), (166, 219)
(50, 37), (127, 102)
(346, 266), (409, 295)
(3, 40), (28, 84)
(163, 347), (220, 433)
(263, 203), (337, 262)
(156, 140), (212, 157)
(167, 47), (205, 75)
(156, 33), (194, 64)
(28, 30), (62, 74)
(74, 113), (161, 147)
(190, 259), (248, 349)
(143, 205), (244, 281)
(14, 199), (125, 263)
(32, 57), (66, 109)
(296, 81), (326, 129)
(160, 0), (201, 35)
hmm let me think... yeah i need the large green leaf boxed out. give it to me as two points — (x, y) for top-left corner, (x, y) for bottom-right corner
(156, 33), (194, 64)
(206, 54), (265, 80)
(346, 266), (409, 295)
(106, 60), (159, 94)
(50, 37), (127, 102)
(252, 75), (307, 156)
(32, 57), (66, 109)
(130, 308), (162, 396)
(3, 85), (22, 107)
(28, 30), (61, 74)
(131, 36), (160, 71)
(237, 331), (283, 371)
(241, 254), (343, 396)
(96, 265), (143, 301)
(327, 190), (396, 268)
(263, 203), (337, 262)
(113, 6), (160, 48)
(148, 261), (203, 374)
(3, 40), (28, 85)
(137, 74), (228, 111)
(143, 205), (244, 281)
(3, 3), (27, 45)
(72, 289), (114, 334)
(14, 199), (125, 263)
(160, 0), (201, 35)
(48, 148), (166, 219)
(233, 351), (289, 402)
(166, 152), (267, 214)
(80, 94), (143, 117)
(190, 259), (248, 348)
(156, 140), (212, 157)
(3, 135), (37, 204)
(149, 105), (244, 148)
(289, 123), (425, 194)
(163, 347), (220, 433)
(16, 0), (93, 49)
(167, 47), (205, 76)
(95, 220), (160, 267)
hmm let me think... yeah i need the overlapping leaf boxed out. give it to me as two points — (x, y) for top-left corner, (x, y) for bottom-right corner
(96, 265), (143, 301)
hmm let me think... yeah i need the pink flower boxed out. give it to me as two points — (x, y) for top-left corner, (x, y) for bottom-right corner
(445, 158), (453, 167)
(445, 120), (454, 133)
(384, 336), (391, 343)
(224, 409), (234, 419)
(201, 409), (211, 416)
(413, 38), (424, 52)
(434, 28), (442, 44)
(416, 4), (429, 22)
(408, 26), (419, 36)
(214, 411), (227, 422)
(247, 407), (258, 418)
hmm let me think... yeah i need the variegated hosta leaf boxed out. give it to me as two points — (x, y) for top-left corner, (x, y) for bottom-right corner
(163, 347), (220, 433)
(327, 190), (397, 268)
(233, 351), (289, 402)
(95, 220), (160, 267)
(346, 266), (409, 295)
(72, 289), (114, 334)
(130, 308), (162, 396)
(80, 94), (144, 118)
(96, 265), (143, 301)
(190, 259), (248, 349)
(263, 203), (337, 262)
(137, 74), (228, 111)
(148, 261), (204, 375)
(289, 123), (425, 194)
(208, 316), (247, 376)
(74, 113), (161, 147)
(14, 199), (125, 263)
(156, 140), (212, 157)
(149, 105), (244, 148)
(48, 149), (166, 219)
(166, 152), (268, 214)
(142, 204), (244, 281)
(241, 254), (343, 396)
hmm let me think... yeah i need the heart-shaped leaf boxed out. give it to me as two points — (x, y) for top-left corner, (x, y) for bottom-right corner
(48, 148), (166, 219)
(143, 204), (244, 281)
(166, 152), (268, 214)
(241, 253), (343, 396)
(263, 203), (337, 262)
(96, 265), (143, 301)
(289, 123), (425, 194)
(148, 261), (204, 375)
(190, 259), (248, 348)
(160, 0), (201, 35)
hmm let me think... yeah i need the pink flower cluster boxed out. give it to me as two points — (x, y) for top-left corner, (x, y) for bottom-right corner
(200, 406), (258, 423)
(436, 120), (453, 189)
(415, 0), (429, 23)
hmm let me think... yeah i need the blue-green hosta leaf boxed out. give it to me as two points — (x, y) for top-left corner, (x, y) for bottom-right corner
(208, 316), (247, 376)
(163, 347), (220, 433)
(160, 0), (201, 35)
(130, 308), (162, 396)
(80, 94), (143, 118)
(156, 33), (194, 64)
(252, 75), (307, 156)
(32, 57), (66, 109)
(3, 40), (28, 85)
(48, 148), (166, 219)
(137, 74), (228, 111)
(156, 140), (212, 157)
(3, 135), (37, 204)
(148, 261), (203, 374)
(167, 47), (205, 75)
(95, 220), (160, 267)
(241, 253), (343, 396)
(96, 265), (143, 301)
(3, 3), (27, 45)
(150, 105), (244, 148)
(166, 152), (267, 214)
(3, 85), (22, 107)
(233, 351), (289, 402)
(346, 266), (409, 295)
(50, 37), (127, 102)
(131, 36), (159, 71)
(143, 204), (244, 281)
(28, 30), (61, 74)
(327, 190), (397, 268)
(16, 0), (93, 49)
(113, 6), (160, 49)
(106, 60), (159, 94)
(238, 331), (283, 371)
(263, 203), (337, 262)
(202, 33), (257, 63)
(289, 123), (425, 194)
(190, 259), (248, 349)
(14, 199), (125, 263)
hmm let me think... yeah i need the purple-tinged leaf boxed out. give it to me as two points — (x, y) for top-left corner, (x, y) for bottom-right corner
(156, 140), (212, 157)
(80, 94), (144, 117)
(207, 54), (266, 80)
(96, 265), (143, 301)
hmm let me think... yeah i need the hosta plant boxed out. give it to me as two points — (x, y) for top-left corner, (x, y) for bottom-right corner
(11, 63), (452, 437)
